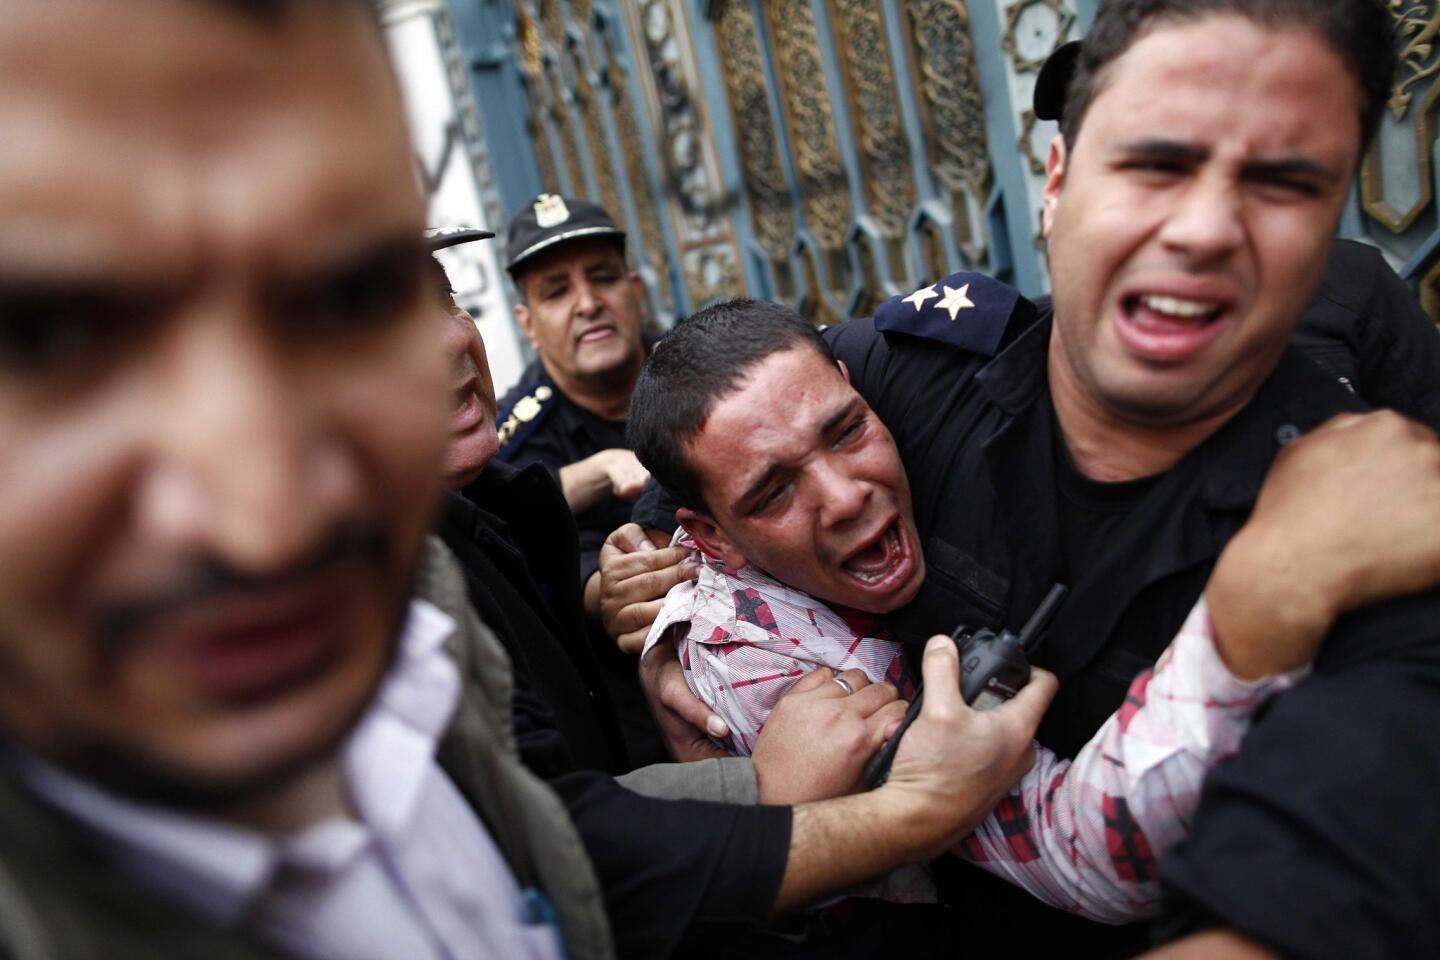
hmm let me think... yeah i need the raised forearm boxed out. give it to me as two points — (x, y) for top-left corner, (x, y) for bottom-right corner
(559, 454), (613, 515)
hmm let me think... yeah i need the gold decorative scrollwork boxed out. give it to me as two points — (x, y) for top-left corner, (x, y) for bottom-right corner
(1002, 0), (1075, 74)
(603, 32), (674, 307)
(515, 9), (561, 194)
(828, 0), (916, 242)
(1389, 1), (1440, 119)
(573, 60), (624, 223)
(903, 0), (991, 200)
(1016, 108), (1046, 176)
(1363, 2), (1440, 233)
(546, 60), (589, 196)
(1421, 254), (1440, 320)
(902, 0), (992, 263)
(714, 0), (796, 267)
(539, 0), (565, 49)
(623, 0), (744, 307)
(518, 6), (544, 78)
(763, 0), (853, 255)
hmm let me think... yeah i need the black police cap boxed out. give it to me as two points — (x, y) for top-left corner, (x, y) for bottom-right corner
(504, 194), (626, 277)
(1033, 40), (1082, 123)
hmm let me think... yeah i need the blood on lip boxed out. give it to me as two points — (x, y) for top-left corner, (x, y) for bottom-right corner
(843, 522), (901, 577)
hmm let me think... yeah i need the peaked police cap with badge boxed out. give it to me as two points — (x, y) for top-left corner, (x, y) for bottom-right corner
(874, 271), (1021, 356)
(504, 193), (626, 277)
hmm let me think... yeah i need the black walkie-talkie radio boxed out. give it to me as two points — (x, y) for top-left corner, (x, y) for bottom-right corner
(864, 584), (1068, 789)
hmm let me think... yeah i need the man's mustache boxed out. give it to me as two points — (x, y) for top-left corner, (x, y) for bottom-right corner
(95, 521), (391, 656)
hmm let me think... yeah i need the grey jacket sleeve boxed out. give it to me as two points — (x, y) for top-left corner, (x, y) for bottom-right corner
(616, 756), (760, 804)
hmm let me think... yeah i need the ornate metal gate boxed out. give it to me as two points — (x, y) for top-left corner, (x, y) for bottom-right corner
(410, 0), (1440, 394)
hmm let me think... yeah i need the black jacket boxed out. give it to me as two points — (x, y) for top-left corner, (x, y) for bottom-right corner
(633, 258), (1440, 957)
(443, 462), (624, 774)
(1291, 238), (1440, 432)
(828, 286), (1440, 959)
(438, 463), (791, 960)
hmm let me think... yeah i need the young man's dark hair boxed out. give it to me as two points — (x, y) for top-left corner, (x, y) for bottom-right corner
(628, 297), (830, 514)
(1060, 0), (1396, 150)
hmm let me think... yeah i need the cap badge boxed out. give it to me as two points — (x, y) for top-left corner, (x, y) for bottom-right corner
(533, 194), (571, 229)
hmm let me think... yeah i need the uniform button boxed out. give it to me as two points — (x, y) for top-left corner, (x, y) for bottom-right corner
(1275, 424), (1302, 446)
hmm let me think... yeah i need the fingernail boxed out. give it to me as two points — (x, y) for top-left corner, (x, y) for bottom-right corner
(706, 716), (729, 738)
(926, 635), (950, 652)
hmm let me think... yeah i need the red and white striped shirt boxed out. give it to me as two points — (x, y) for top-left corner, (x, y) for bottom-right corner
(643, 531), (1306, 922)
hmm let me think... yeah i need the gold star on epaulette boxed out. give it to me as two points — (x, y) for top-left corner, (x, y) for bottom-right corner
(936, 283), (975, 321)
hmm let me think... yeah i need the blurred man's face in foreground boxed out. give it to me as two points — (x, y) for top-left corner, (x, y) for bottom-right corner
(0, 0), (450, 804)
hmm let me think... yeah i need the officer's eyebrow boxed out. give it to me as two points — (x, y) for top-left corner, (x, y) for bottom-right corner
(1110, 138), (1209, 166)
(1111, 138), (1344, 185)
(1240, 156), (1345, 188)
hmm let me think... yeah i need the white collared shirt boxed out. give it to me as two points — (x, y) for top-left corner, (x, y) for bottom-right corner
(22, 600), (561, 960)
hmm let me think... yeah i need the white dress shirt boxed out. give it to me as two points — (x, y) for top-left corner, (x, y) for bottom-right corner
(22, 600), (562, 960)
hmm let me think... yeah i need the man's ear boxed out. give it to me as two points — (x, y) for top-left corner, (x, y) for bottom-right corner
(1042, 134), (1068, 240)
(677, 506), (748, 571)
(514, 300), (540, 351)
(837, 358), (851, 384)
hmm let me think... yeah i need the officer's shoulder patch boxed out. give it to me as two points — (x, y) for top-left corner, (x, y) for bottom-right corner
(873, 271), (1020, 356)
(494, 383), (556, 462)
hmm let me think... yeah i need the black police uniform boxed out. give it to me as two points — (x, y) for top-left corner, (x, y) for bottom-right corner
(633, 263), (1440, 957)
(497, 192), (672, 768)
(494, 332), (663, 590)
(830, 277), (1440, 958)
(494, 335), (669, 769)
(441, 460), (627, 774)
(1293, 238), (1440, 432)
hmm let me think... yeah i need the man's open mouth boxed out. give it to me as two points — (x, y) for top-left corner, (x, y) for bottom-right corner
(841, 521), (910, 587)
(1116, 291), (1230, 362)
(451, 378), (483, 431)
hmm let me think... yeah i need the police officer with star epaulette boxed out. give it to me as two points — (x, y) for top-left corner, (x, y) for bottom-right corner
(497, 193), (668, 765)
(631, 4), (1440, 957)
